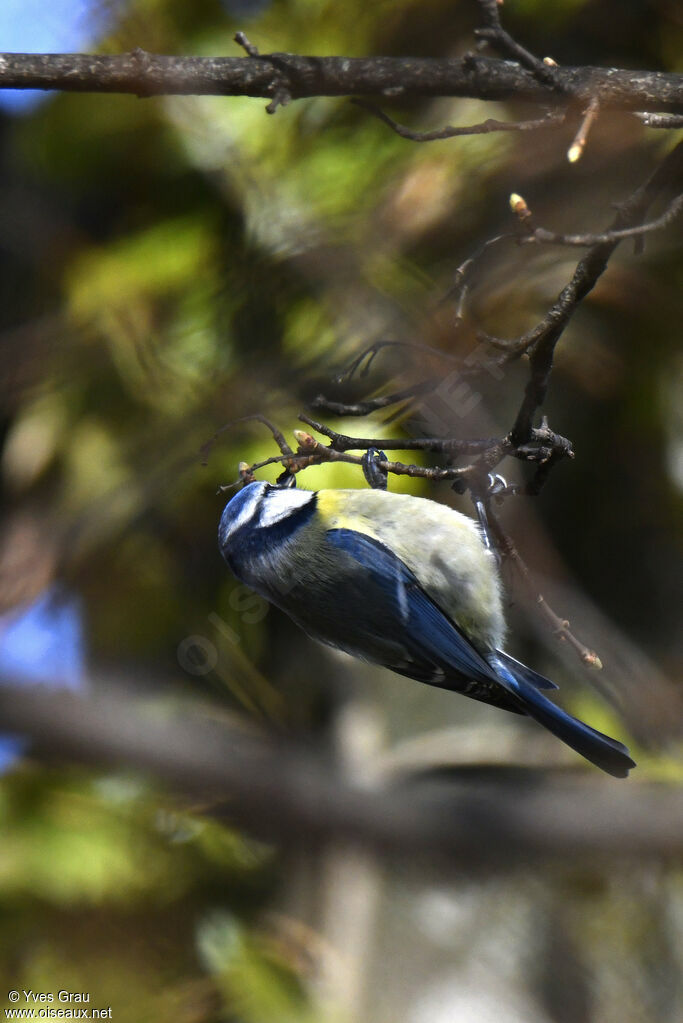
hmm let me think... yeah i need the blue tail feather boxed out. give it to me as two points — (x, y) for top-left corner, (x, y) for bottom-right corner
(491, 654), (636, 779)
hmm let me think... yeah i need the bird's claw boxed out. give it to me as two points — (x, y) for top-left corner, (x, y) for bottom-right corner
(487, 472), (508, 495)
(362, 448), (388, 490)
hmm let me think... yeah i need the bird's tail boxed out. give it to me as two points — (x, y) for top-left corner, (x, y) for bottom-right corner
(491, 652), (636, 778)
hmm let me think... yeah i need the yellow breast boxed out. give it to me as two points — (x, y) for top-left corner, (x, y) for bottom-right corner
(316, 490), (382, 540)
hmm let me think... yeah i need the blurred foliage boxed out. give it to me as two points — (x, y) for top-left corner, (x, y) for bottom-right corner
(0, 0), (682, 1020)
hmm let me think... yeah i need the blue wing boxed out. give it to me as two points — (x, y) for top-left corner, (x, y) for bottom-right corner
(326, 528), (517, 708)
(493, 649), (557, 690)
(327, 528), (635, 778)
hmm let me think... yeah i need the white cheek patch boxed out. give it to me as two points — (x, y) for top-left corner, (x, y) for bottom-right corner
(260, 487), (314, 528)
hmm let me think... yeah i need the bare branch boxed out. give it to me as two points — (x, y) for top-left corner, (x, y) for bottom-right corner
(518, 192), (683, 247)
(233, 31), (260, 59)
(333, 339), (459, 384)
(296, 416), (572, 474)
(439, 232), (516, 324)
(353, 98), (567, 141)
(297, 414), (499, 455)
(284, 155), (683, 521)
(249, 431), (474, 484)
(307, 377), (440, 417)
(473, 0), (561, 86)
(634, 111), (683, 129)
(0, 50), (681, 112)
(1, 681), (682, 866)
(502, 139), (683, 444)
(567, 94), (600, 163)
(484, 502), (603, 669)
(201, 413), (293, 465)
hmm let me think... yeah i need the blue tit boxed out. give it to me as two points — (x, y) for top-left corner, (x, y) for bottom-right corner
(218, 482), (635, 778)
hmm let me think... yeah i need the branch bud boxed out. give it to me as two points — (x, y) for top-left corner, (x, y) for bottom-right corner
(293, 429), (317, 450)
(581, 650), (604, 670)
(509, 193), (531, 220)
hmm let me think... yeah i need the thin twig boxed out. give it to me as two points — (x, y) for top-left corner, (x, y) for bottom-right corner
(248, 433), (473, 484)
(473, 0), (562, 88)
(233, 31), (259, 58)
(201, 413), (293, 465)
(298, 414), (500, 454)
(353, 98), (567, 142)
(567, 95), (600, 163)
(307, 377), (440, 417)
(519, 193), (683, 247)
(438, 232), (516, 317)
(485, 503), (603, 669)
(333, 339), (459, 384)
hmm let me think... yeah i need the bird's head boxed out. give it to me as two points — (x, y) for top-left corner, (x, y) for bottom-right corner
(218, 481), (316, 560)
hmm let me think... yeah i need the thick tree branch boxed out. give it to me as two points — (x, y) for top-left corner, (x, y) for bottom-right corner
(1, 681), (681, 867)
(0, 50), (682, 112)
(635, 112), (683, 128)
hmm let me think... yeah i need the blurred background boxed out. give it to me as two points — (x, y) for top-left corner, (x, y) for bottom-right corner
(0, 0), (681, 1020)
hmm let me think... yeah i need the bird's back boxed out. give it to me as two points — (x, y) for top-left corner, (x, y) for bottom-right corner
(315, 489), (505, 652)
